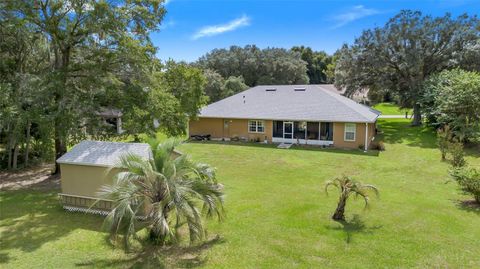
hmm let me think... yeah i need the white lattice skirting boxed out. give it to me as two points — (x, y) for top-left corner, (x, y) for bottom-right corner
(63, 205), (111, 216)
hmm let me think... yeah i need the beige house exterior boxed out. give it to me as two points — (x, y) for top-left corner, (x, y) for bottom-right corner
(57, 141), (152, 213)
(189, 85), (380, 150)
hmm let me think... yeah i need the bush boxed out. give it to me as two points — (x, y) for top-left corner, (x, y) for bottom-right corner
(437, 126), (451, 160)
(449, 142), (465, 167)
(421, 69), (480, 142)
(450, 167), (480, 203)
(370, 141), (385, 151)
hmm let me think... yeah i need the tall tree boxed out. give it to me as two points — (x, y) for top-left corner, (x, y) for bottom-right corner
(291, 46), (334, 84)
(335, 11), (479, 125)
(4, 0), (167, 172)
(203, 69), (226, 103)
(224, 75), (248, 96)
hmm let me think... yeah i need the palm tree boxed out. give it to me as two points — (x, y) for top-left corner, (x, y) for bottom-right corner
(325, 176), (378, 221)
(98, 138), (224, 248)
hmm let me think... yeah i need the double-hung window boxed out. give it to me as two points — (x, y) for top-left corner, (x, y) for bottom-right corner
(248, 120), (265, 133)
(344, 123), (356, 141)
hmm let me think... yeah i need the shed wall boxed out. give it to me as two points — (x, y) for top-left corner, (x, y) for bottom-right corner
(60, 164), (120, 198)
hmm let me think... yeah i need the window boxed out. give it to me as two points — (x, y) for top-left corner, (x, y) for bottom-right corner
(248, 120), (265, 133)
(293, 121), (306, 139)
(344, 123), (356, 141)
(273, 121), (283, 138)
(307, 122), (319, 140)
(320, 122), (333, 141)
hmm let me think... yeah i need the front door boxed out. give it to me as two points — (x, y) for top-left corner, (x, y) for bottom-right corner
(283, 121), (293, 142)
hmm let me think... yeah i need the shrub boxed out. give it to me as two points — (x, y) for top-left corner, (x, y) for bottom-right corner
(450, 167), (480, 203)
(449, 142), (465, 167)
(437, 126), (451, 160)
(370, 141), (385, 151)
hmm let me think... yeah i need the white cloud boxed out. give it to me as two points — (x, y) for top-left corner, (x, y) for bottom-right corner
(192, 15), (251, 40)
(331, 5), (380, 29)
(160, 19), (176, 30)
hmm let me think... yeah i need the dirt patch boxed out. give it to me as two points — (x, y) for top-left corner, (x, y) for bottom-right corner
(0, 164), (60, 191)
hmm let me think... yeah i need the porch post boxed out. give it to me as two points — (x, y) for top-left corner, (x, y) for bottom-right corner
(364, 123), (368, 152)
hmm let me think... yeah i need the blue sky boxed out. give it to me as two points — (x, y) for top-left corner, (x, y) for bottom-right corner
(152, 0), (480, 62)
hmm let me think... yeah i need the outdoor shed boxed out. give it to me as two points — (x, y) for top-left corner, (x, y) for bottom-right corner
(56, 140), (152, 214)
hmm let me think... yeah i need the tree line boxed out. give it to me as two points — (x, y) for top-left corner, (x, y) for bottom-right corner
(1, 5), (479, 171)
(195, 45), (336, 103)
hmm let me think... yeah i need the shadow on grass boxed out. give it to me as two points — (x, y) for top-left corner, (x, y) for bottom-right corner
(464, 143), (480, 158)
(0, 190), (105, 264)
(75, 235), (225, 268)
(453, 200), (480, 215)
(187, 140), (379, 157)
(377, 119), (437, 149)
(326, 214), (382, 244)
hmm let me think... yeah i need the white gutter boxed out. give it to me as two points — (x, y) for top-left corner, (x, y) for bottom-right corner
(364, 123), (368, 152)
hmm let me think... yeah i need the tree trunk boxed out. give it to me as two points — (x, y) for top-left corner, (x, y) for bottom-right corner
(53, 127), (67, 175)
(412, 103), (422, 126)
(332, 197), (347, 221)
(52, 47), (70, 175)
(12, 144), (19, 170)
(7, 125), (12, 170)
(24, 120), (31, 167)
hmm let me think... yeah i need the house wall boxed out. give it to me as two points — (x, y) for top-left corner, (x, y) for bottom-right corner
(189, 118), (273, 142)
(189, 118), (224, 137)
(333, 122), (376, 149)
(190, 117), (376, 150)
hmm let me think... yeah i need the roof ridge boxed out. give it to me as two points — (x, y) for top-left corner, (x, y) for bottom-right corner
(79, 140), (149, 146)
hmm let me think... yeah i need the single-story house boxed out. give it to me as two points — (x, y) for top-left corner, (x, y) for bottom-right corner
(189, 85), (381, 150)
(56, 140), (152, 213)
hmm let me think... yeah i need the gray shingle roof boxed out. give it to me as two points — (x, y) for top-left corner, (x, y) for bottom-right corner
(199, 85), (380, 123)
(57, 141), (152, 167)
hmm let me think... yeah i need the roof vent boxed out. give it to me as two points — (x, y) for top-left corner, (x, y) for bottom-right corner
(294, 88), (306, 91)
(265, 88), (276, 92)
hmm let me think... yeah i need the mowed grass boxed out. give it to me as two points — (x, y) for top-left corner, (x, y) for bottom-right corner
(373, 102), (413, 115)
(1, 119), (480, 268)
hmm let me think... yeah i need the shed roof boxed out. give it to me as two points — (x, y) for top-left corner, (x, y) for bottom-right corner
(57, 141), (152, 167)
(199, 85), (380, 123)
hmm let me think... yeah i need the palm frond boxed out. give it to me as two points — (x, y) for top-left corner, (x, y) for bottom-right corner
(102, 138), (224, 247)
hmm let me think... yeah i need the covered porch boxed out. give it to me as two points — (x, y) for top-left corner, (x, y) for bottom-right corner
(272, 121), (334, 146)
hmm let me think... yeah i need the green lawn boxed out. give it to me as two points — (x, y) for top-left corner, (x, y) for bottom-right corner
(1, 119), (479, 268)
(373, 102), (413, 115)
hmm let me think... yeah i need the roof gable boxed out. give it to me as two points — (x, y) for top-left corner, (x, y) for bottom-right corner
(57, 141), (152, 167)
(199, 85), (380, 123)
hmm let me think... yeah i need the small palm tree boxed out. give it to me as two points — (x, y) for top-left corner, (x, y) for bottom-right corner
(325, 176), (379, 221)
(99, 138), (224, 248)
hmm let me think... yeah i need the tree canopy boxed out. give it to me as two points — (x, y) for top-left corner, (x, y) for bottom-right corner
(335, 10), (479, 125)
(0, 1), (207, 171)
(196, 45), (309, 87)
(291, 46), (335, 84)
